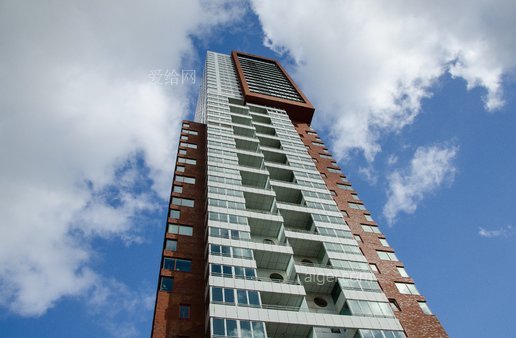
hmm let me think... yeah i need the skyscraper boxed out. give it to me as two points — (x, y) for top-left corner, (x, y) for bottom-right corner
(151, 51), (448, 338)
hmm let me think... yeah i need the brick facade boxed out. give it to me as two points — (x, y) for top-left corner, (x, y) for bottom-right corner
(151, 120), (207, 338)
(294, 122), (448, 338)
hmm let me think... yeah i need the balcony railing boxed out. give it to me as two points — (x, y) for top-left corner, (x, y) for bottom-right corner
(284, 227), (314, 235)
(209, 233), (288, 247)
(211, 272), (301, 285)
(245, 207), (280, 216)
(256, 276), (299, 285)
(261, 304), (304, 312)
(295, 261), (370, 273)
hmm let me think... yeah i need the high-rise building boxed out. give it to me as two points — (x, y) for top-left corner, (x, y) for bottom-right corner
(151, 51), (448, 338)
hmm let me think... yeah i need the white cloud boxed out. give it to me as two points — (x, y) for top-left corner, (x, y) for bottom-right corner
(0, 0), (240, 322)
(358, 166), (378, 185)
(86, 278), (155, 338)
(383, 145), (458, 224)
(387, 155), (398, 166)
(251, 0), (516, 161)
(478, 225), (513, 238)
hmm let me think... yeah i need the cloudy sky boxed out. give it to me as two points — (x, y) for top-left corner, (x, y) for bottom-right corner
(1, 1), (515, 337)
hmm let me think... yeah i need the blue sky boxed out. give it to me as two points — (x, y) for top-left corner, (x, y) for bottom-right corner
(1, 1), (515, 337)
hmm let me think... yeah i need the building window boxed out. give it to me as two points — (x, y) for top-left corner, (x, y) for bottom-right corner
(178, 157), (196, 165)
(210, 245), (253, 259)
(351, 194), (360, 200)
(212, 287), (224, 302)
(179, 304), (190, 319)
(169, 209), (181, 219)
(165, 239), (177, 251)
(321, 173), (327, 178)
(168, 224), (193, 236)
(312, 158), (318, 163)
(210, 227), (251, 241)
(364, 214), (374, 222)
(172, 197), (195, 208)
(208, 198), (245, 210)
(349, 202), (366, 210)
(211, 288), (260, 307)
(337, 183), (353, 190)
(160, 276), (173, 292)
(377, 251), (398, 261)
(418, 301), (433, 315)
(320, 154), (332, 159)
(180, 135), (188, 141)
(212, 318), (225, 336)
(389, 299), (401, 311)
(208, 212), (247, 225)
(341, 299), (394, 317)
(180, 142), (197, 149)
(362, 224), (381, 234)
(395, 282), (420, 295)
(210, 264), (256, 280)
(369, 264), (379, 273)
(179, 149), (187, 155)
(183, 123), (190, 128)
(172, 185), (183, 193)
(341, 210), (349, 218)
(176, 175), (195, 184)
(379, 238), (389, 247)
(324, 242), (362, 255)
(163, 257), (192, 272)
(226, 319), (238, 336)
(176, 165), (185, 172)
(223, 288), (235, 304)
(312, 141), (324, 146)
(397, 267), (409, 278)
(354, 235), (362, 243)
(183, 129), (198, 135)
(330, 190), (337, 196)
(211, 318), (265, 337)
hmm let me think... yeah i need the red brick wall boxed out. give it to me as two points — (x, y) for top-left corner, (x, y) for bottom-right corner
(151, 120), (207, 338)
(294, 122), (448, 338)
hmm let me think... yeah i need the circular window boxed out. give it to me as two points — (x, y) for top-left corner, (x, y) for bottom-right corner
(314, 297), (328, 308)
(269, 273), (284, 282)
(302, 259), (313, 264)
(263, 238), (274, 245)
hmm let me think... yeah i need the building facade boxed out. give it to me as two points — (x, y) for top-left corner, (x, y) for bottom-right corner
(151, 51), (448, 338)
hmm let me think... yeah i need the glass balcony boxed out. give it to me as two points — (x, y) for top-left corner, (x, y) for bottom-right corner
(254, 124), (276, 136)
(231, 114), (253, 127)
(250, 113), (272, 125)
(272, 186), (304, 205)
(257, 135), (281, 149)
(279, 208), (313, 232)
(235, 138), (259, 152)
(262, 149), (288, 165)
(243, 192), (278, 217)
(229, 104), (249, 116)
(232, 125), (255, 138)
(267, 166), (295, 183)
(240, 170), (270, 189)
(237, 152), (264, 169)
